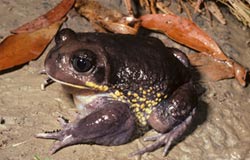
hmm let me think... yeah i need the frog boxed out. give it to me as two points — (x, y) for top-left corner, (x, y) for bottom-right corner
(36, 28), (198, 156)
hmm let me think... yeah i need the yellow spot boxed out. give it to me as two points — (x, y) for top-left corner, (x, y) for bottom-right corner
(127, 91), (132, 96)
(157, 93), (162, 98)
(133, 93), (139, 98)
(131, 103), (140, 108)
(146, 100), (151, 104)
(139, 87), (143, 91)
(164, 95), (168, 99)
(141, 116), (146, 122)
(85, 81), (109, 91)
(140, 103), (145, 109)
(112, 94), (118, 99)
(139, 97), (146, 102)
(142, 90), (147, 95)
(134, 107), (140, 112)
(152, 101), (158, 106)
(139, 116), (147, 126)
(115, 90), (122, 96)
(132, 99), (137, 103)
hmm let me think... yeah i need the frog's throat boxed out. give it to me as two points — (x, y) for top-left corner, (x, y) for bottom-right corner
(46, 75), (109, 91)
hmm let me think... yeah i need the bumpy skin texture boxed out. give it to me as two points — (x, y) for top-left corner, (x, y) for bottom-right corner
(37, 28), (198, 156)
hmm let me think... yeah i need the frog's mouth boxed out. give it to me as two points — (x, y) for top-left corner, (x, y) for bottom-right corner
(41, 72), (109, 92)
(41, 75), (90, 91)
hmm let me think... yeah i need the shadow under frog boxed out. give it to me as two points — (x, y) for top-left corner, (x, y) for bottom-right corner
(36, 28), (206, 156)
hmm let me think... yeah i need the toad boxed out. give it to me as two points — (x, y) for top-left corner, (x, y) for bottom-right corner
(37, 28), (198, 156)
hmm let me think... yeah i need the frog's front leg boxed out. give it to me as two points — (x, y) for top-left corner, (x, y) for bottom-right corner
(132, 82), (197, 156)
(36, 102), (136, 154)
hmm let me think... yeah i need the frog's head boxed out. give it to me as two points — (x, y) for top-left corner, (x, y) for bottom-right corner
(44, 28), (110, 92)
(45, 28), (189, 96)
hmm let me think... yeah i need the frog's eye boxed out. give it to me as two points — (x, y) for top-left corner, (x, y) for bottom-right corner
(71, 50), (95, 73)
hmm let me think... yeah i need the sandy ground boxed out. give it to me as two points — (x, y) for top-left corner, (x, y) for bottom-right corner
(0, 0), (250, 160)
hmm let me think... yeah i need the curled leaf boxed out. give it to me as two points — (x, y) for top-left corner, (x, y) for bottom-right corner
(11, 0), (75, 34)
(0, 21), (62, 71)
(232, 61), (248, 86)
(140, 14), (249, 86)
(187, 53), (234, 81)
(140, 14), (227, 60)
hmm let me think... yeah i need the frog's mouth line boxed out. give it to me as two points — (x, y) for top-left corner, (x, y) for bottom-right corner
(41, 75), (89, 91)
(41, 74), (109, 92)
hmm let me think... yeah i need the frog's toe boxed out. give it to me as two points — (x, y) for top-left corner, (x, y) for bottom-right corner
(36, 131), (77, 154)
(49, 135), (76, 154)
(36, 131), (62, 140)
(143, 133), (162, 141)
(35, 132), (58, 139)
(35, 116), (70, 139)
(57, 116), (69, 128)
(130, 135), (165, 156)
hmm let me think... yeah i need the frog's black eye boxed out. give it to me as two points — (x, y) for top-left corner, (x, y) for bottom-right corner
(71, 50), (95, 73)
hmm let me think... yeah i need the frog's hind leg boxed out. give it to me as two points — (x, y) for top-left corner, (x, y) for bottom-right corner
(36, 102), (136, 154)
(131, 107), (196, 156)
(131, 82), (197, 156)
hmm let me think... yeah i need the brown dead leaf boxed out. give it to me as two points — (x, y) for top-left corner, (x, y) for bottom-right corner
(98, 21), (139, 34)
(0, 21), (62, 71)
(232, 61), (248, 86)
(140, 14), (248, 86)
(75, 0), (138, 34)
(75, 0), (123, 22)
(187, 53), (234, 81)
(11, 0), (75, 34)
(140, 14), (228, 60)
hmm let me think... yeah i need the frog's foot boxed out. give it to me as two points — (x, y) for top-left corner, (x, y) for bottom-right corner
(36, 103), (135, 154)
(36, 131), (76, 154)
(56, 116), (69, 128)
(131, 108), (195, 156)
(36, 116), (74, 154)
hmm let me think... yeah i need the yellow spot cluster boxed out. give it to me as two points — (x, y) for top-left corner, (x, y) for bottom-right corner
(111, 87), (167, 126)
(85, 81), (109, 91)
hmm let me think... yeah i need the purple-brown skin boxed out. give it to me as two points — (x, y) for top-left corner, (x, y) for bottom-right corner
(36, 28), (198, 156)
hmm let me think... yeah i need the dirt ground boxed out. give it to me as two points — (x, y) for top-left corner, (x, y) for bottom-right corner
(0, 0), (250, 160)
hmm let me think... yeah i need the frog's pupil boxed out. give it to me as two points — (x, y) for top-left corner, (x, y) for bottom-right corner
(72, 56), (92, 72)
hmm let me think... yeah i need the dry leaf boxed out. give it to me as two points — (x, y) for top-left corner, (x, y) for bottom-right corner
(98, 21), (138, 34)
(75, 0), (138, 34)
(140, 14), (248, 86)
(140, 14), (228, 60)
(11, 0), (75, 34)
(187, 53), (234, 81)
(0, 21), (62, 71)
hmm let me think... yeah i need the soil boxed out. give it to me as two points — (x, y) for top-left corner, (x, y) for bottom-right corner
(0, 0), (250, 160)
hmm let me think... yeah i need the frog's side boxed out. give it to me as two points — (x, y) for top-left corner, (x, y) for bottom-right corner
(36, 28), (198, 156)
